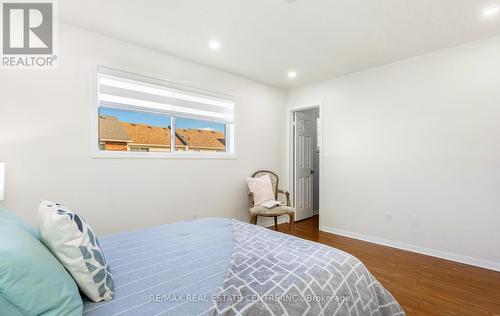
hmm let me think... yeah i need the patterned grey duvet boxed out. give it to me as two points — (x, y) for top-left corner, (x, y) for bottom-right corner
(84, 218), (404, 316)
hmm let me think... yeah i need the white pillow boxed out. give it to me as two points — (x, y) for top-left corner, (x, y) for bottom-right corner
(247, 175), (275, 206)
(37, 201), (114, 302)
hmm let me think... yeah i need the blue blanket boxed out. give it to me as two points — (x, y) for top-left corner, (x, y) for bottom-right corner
(83, 218), (233, 316)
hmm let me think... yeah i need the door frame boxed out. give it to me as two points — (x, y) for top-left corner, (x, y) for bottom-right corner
(287, 101), (323, 221)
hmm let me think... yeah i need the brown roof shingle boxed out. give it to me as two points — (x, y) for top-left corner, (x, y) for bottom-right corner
(99, 116), (131, 142)
(99, 116), (225, 150)
(120, 122), (185, 147)
(176, 129), (225, 150)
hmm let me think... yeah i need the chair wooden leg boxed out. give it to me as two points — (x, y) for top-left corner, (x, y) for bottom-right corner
(274, 216), (278, 231)
(250, 214), (257, 225)
(289, 213), (295, 234)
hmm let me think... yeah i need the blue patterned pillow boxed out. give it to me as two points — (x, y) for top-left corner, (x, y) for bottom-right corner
(37, 201), (114, 302)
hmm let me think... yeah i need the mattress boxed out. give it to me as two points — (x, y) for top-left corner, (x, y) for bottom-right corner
(83, 218), (234, 316)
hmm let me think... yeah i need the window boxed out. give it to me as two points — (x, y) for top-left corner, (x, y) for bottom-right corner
(96, 67), (235, 157)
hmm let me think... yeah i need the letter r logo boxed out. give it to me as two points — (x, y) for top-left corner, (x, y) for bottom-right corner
(2, 2), (53, 54)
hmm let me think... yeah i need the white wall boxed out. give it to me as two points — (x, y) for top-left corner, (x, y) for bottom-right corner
(0, 24), (287, 234)
(289, 35), (500, 270)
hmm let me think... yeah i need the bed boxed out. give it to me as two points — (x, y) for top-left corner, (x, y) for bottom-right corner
(83, 218), (404, 316)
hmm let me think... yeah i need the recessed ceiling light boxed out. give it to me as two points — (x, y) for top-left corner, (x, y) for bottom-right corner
(209, 40), (221, 50)
(288, 71), (297, 79)
(483, 6), (499, 17)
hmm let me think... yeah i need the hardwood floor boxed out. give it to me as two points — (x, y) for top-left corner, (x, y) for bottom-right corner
(275, 215), (500, 316)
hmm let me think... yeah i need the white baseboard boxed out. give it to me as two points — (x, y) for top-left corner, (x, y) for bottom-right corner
(320, 225), (500, 272)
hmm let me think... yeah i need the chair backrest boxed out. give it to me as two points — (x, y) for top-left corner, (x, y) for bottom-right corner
(251, 170), (279, 200)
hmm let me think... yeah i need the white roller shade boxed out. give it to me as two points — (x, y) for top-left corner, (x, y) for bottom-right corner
(98, 67), (235, 124)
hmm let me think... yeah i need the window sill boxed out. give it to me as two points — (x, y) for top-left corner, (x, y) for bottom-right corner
(93, 150), (238, 160)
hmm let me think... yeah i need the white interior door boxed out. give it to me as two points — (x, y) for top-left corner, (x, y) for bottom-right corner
(294, 111), (314, 221)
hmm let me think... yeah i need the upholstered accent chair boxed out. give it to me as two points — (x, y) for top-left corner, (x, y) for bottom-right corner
(248, 170), (295, 233)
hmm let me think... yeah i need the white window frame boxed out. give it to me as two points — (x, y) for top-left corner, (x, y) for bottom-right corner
(91, 65), (237, 159)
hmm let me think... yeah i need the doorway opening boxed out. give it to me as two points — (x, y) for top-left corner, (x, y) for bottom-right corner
(290, 105), (321, 222)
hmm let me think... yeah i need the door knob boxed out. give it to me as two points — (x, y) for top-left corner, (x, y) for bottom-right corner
(310, 170), (314, 174)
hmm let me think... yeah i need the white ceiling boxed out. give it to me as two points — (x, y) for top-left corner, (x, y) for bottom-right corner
(59, 0), (500, 89)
